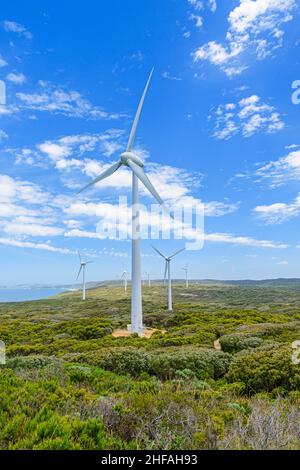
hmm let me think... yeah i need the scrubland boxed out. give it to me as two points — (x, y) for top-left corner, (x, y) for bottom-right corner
(1, 281), (300, 450)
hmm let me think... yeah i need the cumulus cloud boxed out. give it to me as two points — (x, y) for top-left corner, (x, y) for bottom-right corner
(6, 72), (26, 84)
(0, 174), (66, 239)
(3, 221), (63, 237)
(189, 14), (203, 30)
(2, 20), (32, 39)
(205, 231), (287, 248)
(255, 149), (300, 187)
(0, 237), (72, 254)
(0, 174), (49, 204)
(0, 130), (8, 142)
(15, 81), (122, 119)
(193, 0), (296, 75)
(15, 130), (124, 169)
(212, 94), (284, 139)
(161, 71), (182, 81)
(0, 55), (7, 67)
(254, 193), (300, 224)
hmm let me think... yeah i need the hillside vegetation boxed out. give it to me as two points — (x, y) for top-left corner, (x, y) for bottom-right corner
(1, 281), (300, 450)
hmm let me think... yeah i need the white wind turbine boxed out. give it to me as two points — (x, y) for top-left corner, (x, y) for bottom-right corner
(182, 264), (189, 288)
(76, 251), (93, 301)
(152, 246), (185, 311)
(78, 69), (171, 334)
(143, 271), (151, 287)
(121, 270), (128, 292)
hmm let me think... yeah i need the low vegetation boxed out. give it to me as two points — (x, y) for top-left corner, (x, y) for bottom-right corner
(0, 280), (300, 449)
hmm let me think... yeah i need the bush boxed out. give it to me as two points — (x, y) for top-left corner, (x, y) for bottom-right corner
(100, 348), (232, 380)
(149, 350), (231, 380)
(220, 334), (263, 353)
(101, 349), (150, 377)
(226, 345), (300, 393)
(6, 355), (63, 370)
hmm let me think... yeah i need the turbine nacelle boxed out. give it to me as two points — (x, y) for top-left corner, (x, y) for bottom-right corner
(120, 151), (144, 168)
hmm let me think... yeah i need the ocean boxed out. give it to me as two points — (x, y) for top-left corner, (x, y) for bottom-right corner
(0, 288), (67, 303)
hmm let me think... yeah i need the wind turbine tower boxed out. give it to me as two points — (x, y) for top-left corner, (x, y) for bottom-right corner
(121, 270), (128, 292)
(152, 246), (185, 311)
(182, 264), (189, 288)
(144, 271), (151, 287)
(76, 251), (93, 301)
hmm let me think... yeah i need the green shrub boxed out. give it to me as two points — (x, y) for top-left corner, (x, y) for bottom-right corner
(220, 334), (263, 353)
(226, 345), (300, 393)
(101, 349), (150, 377)
(6, 355), (63, 370)
(149, 350), (232, 380)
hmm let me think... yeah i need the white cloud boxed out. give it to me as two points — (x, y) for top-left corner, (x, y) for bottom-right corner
(0, 237), (72, 254)
(2, 20), (32, 39)
(0, 56), (7, 67)
(254, 193), (300, 224)
(161, 71), (182, 81)
(0, 203), (36, 219)
(3, 222), (63, 237)
(15, 130), (124, 170)
(0, 174), (65, 238)
(193, 0), (296, 75)
(255, 150), (300, 187)
(188, 0), (217, 12)
(6, 72), (26, 84)
(188, 0), (204, 10)
(189, 14), (203, 30)
(64, 228), (107, 240)
(204, 201), (239, 216)
(0, 130), (8, 142)
(0, 174), (49, 204)
(187, 0), (216, 32)
(212, 94), (284, 139)
(207, 0), (217, 12)
(205, 232), (287, 248)
(64, 199), (285, 250)
(16, 81), (122, 119)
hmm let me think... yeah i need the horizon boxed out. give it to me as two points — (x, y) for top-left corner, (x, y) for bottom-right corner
(2, 276), (300, 289)
(0, 1), (300, 284)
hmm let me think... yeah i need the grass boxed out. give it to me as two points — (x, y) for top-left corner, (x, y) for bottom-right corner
(0, 281), (300, 449)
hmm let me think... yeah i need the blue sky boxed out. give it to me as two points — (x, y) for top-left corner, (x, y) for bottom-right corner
(0, 0), (300, 285)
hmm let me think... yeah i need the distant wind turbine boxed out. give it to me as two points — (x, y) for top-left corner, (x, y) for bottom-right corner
(121, 270), (128, 292)
(76, 251), (93, 301)
(152, 246), (185, 311)
(182, 264), (189, 288)
(144, 271), (151, 287)
(77, 69), (171, 334)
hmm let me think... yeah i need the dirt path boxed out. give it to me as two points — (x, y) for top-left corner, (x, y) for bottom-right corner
(112, 328), (166, 339)
(214, 339), (221, 351)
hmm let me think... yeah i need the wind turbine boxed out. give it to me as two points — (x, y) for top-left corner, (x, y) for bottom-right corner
(76, 251), (93, 301)
(152, 246), (185, 311)
(182, 264), (189, 288)
(77, 69), (171, 334)
(144, 271), (151, 287)
(121, 270), (128, 292)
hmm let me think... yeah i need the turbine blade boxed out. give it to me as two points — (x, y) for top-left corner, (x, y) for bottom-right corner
(164, 261), (168, 282)
(151, 245), (166, 259)
(76, 265), (82, 280)
(77, 161), (122, 194)
(127, 160), (173, 218)
(85, 261), (93, 265)
(169, 248), (185, 259)
(127, 68), (154, 152)
(78, 251), (82, 263)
